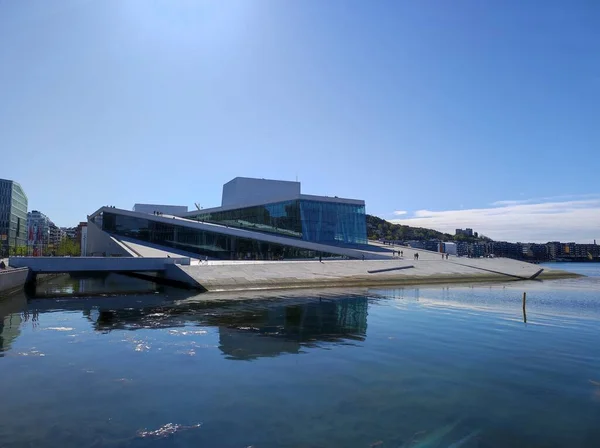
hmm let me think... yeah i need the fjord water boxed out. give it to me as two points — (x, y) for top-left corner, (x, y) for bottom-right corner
(1, 264), (600, 447)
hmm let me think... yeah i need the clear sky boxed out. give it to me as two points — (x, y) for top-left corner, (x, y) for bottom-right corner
(1, 0), (598, 242)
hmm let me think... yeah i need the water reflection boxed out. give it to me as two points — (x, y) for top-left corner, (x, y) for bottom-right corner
(3, 274), (374, 360)
(2, 270), (600, 447)
(29, 273), (160, 298)
(215, 297), (368, 360)
(77, 296), (369, 360)
(0, 294), (26, 356)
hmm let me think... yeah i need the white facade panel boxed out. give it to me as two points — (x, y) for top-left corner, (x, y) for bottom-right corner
(222, 177), (301, 207)
(443, 242), (457, 255)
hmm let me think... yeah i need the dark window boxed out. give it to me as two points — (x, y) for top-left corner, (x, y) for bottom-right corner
(102, 212), (342, 260)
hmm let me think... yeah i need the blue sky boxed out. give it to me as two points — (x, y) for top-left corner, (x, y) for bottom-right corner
(1, 1), (598, 242)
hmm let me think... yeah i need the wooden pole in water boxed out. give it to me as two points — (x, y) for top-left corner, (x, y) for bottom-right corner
(522, 292), (527, 323)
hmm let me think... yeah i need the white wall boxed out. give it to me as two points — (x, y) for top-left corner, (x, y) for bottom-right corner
(86, 220), (132, 257)
(222, 177), (301, 207)
(443, 242), (457, 255)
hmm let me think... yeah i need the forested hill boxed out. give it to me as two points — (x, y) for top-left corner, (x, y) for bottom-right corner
(367, 214), (469, 242)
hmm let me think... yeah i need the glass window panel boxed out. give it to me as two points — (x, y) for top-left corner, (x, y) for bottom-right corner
(185, 198), (366, 247)
(299, 200), (367, 246)
(101, 212), (344, 260)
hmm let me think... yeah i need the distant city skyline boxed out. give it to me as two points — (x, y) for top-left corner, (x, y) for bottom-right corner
(1, 1), (598, 241)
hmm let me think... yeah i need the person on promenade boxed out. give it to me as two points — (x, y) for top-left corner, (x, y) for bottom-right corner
(0, 260), (6, 269)
(400, 250), (403, 258)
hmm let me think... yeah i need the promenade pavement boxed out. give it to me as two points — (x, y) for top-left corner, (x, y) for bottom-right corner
(177, 256), (574, 292)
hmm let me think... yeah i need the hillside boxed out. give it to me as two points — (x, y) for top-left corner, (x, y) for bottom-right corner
(366, 214), (490, 243)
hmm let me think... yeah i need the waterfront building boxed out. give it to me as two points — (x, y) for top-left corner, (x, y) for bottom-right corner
(572, 243), (599, 260)
(563, 242), (576, 258)
(26, 210), (67, 255)
(76, 222), (88, 256)
(470, 243), (487, 258)
(27, 210), (52, 256)
(442, 241), (457, 255)
(87, 177), (368, 260)
(489, 241), (522, 259)
(184, 177), (367, 246)
(422, 240), (441, 252)
(406, 240), (426, 250)
(0, 178), (28, 257)
(521, 243), (549, 261)
(455, 228), (474, 237)
(61, 227), (77, 240)
(546, 241), (561, 260)
(49, 222), (65, 247)
(456, 241), (469, 256)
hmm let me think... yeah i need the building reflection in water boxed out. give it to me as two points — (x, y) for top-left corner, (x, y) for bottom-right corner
(0, 314), (22, 356)
(0, 294), (27, 356)
(216, 297), (368, 360)
(29, 273), (159, 299)
(81, 295), (369, 360)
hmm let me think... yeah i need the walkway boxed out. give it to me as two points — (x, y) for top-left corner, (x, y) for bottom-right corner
(175, 257), (576, 292)
(8, 256), (190, 274)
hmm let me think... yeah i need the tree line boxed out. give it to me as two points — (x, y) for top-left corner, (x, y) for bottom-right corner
(11, 237), (81, 257)
(366, 214), (491, 243)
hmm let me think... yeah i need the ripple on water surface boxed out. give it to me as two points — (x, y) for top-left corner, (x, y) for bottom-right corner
(0, 266), (600, 447)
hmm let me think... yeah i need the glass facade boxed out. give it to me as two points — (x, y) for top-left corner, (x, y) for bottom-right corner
(0, 180), (28, 256)
(188, 199), (367, 246)
(191, 200), (302, 239)
(299, 200), (367, 245)
(101, 212), (343, 260)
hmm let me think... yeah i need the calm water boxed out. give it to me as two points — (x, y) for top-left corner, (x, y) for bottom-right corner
(1, 264), (600, 447)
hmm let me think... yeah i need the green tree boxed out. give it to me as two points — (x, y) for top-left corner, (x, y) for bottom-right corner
(367, 214), (469, 242)
(14, 245), (27, 256)
(56, 238), (81, 256)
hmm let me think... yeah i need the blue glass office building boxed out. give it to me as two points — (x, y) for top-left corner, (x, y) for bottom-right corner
(0, 178), (28, 257)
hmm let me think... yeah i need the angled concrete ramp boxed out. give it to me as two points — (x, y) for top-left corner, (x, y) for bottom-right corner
(111, 235), (201, 260)
(171, 258), (575, 292)
(449, 257), (545, 280)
